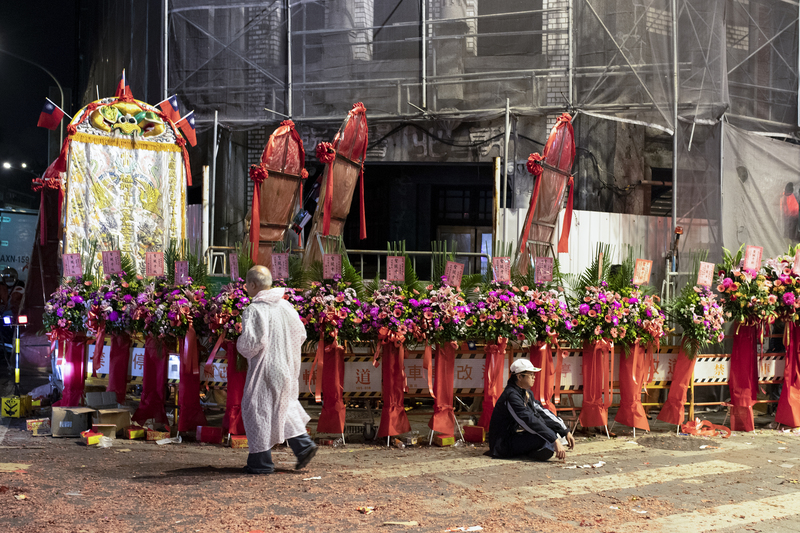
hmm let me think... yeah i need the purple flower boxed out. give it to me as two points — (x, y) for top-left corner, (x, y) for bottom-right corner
(109, 311), (120, 322)
(56, 308), (64, 317)
(71, 295), (84, 304)
(499, 294), (510, 302)
(784, 292), (796, 306)
(123, 295), (133, 303)
(579, 303), (590, 314)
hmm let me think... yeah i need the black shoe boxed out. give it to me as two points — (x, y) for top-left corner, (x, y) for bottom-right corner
(295, 445), (318, 470)
(243, 465), (273, 475)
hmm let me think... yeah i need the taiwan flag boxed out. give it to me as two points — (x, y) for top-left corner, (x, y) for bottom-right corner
(178, 111), (197, 147)
(159, 94), (181, 123)
(37, 100), (65, 130)
(114, 69), (131, 98)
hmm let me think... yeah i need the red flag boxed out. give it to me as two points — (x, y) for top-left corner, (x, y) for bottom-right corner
(177, 111), (197, 147)
(159, 94), (181, 123)
(37, 100), (65, 130)
(114, 70), (131, 98)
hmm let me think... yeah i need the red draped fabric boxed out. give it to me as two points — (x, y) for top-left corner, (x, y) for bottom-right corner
(615, 342), (650, 431)
(223, 341), (246, 435)
(316, 341), (347, 434)
(54, 337), (87, 406)
(178, 337), (207, 432)
(776, 322), (800, 428)
(530, 342), (557, 414)
(106, 334), (132, 404)
(132, 337), (170, 426)
(579, 340), (613, 428)
(729, 323), (758, 432)
(428, 342), (457, 435)
(657, 346), (697, 426)
(477, 338), (508, 430)
(377, 343), (411, 437)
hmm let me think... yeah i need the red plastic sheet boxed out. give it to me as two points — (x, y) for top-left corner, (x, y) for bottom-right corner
(776, 322), (800, 428)
(377, 343), (411, 437)
(657, 346), (696, 426)
(132, 337), (170, 426)
(222, 341), (246, 435)
(107, 334), (132, 404)
(530, 342), (556, 414)
(579, 340), (613, 428)
(316, 341), (346, 434)
(729, 323), (758, 432)
(428, 342), (457, 435)
(53, 338), (87, 407)
(178, 337), (207, 432)
(615, 343), (649, 431)
(477, 338), (508, 430)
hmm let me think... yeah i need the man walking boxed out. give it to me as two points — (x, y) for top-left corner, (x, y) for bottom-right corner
(237, 265), (317, 474)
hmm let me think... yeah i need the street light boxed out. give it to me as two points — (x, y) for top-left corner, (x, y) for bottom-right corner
(2, 162), (10, 169)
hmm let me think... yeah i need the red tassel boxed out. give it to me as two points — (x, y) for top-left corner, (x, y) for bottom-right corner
(557, 176), (574, 254)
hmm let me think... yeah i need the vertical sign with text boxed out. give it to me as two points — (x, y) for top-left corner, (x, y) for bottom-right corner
(386, 256), (405, 283)
(632, 259), (653, 285)
(534, 257), (554, 283)
(744, 245), (763, 272)
(323, 254), (342, 280)
(175, 261), (189, 285)
(145, 252), (164, 277)
(62, 254), (82, 277)
(444, 261), (464, 288)
(492, 257), (511, 282)
(697, 261), (715, 286)
(102, 250), (122, 276)
(229, 252), (240, 281)
(271, 253), (289, 280)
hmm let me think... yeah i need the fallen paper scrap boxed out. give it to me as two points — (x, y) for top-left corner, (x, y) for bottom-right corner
(779, 447), (787, 450)
(633, 510), (647, 514)
(156, 436), (182, 445)
(609, 506), (620, 510)
(564, 461), (605, 469)
(14, 494), (27, 500)
(303, 476), (322, 481)
(357, 506), (375, 514)
(445, 527), (483, 532)
(65, 492), (83, 496)
(0, 463), (30, 472)
(116, 449), (132, 453)
(780, 464), (795, 468)
(383, 521), (419, 526)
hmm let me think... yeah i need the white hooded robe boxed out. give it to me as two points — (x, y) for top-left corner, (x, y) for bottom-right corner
(236, 287), (309, 453)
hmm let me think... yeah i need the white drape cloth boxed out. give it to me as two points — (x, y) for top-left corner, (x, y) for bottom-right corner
(237, 287), (309, 453)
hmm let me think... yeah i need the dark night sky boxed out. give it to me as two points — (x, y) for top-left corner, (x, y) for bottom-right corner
(0, 2), (77, 197)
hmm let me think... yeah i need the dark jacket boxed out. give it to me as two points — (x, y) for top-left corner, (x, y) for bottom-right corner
(488, 381), (569, 458)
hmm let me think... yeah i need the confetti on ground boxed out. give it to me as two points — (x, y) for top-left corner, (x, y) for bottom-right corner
(14, 494), (27, 500)
(357, 506), (375, 514)
(781, 464), (795, 469)
(383, 521), (419, 526)
(303, 476), (322, 481)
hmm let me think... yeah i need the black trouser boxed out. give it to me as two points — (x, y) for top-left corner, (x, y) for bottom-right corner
(246, 432), (315, 473)
(504, 431), (555, 461)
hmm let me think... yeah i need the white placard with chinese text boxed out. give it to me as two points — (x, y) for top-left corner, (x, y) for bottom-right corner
(175, 261), (189, 284)
(444, 261), (464, 288)
(146, 252), (164, 277)
(744, 245), (763, 271)
(633, 259), (653, 285)
(271, 253), (289, 280)
(386, 256), (405, 283)
(492, 257), (511, 282)
(229, 252), (239, 281)
(63, 254), (82, 277)
(323, 254), (342, 280)
(697, 261), (715, 287)
(534, 257), (554, 283)
(102, 250), (122, 276)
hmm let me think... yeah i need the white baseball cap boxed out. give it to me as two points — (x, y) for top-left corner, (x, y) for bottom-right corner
(510, 358), (541, 374)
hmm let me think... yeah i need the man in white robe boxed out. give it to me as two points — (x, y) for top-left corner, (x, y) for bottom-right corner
(237, 265), (317, 474)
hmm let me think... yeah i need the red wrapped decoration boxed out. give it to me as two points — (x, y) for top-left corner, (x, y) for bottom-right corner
(776, 323), (800, 428)
(315, 142), (336, 165)
(428, 342), (458, 435)
(132, 337), (170, 426)
(107, 334), (132, 404)
(579, 340), (613, 428)
(223, 341), (247, 435)
(316, 341), (347, 434)
(729, 323), (758, 432)
(657, 346), (697, 426)
(526, 153), (544, 177)
(376, 343), (411, 438)
(177, 334), (207, 432)
(615, 342), (650, 431)
(53, 336), (88, 406)
(477, 338), (508, 430)
(530, 342), (557, 414)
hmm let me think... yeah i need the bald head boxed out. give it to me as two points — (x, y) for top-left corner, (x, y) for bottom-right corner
(246, 265), (272, 296)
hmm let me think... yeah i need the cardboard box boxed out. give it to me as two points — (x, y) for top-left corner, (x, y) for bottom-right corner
(230, 435), (248, 448)
(85, 391), (118, 409)
(51, 407), (96, 437)
(92, 408), (132, 435)
(81, 429), (103, 446)
(91, 424), (117, 439)
(434, 435), (455, 447)
(26, 418), (51, 436)
(146, 429), (170, 441)
(463, 426), (485, 443)
(126, 425), (146, 440)
(196, 426), (223, 444)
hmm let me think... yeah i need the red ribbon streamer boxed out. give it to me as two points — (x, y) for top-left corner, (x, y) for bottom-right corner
(182, 324), (199, 375)
(557, 176), (574, 254)
(553, 344), (565, 404)
(248, 165), (268, 264)
(205, 333), (226, 376)
(422, 343), (435, 399)
(311, 332), (325, 402)
(91, 325), (105, 377)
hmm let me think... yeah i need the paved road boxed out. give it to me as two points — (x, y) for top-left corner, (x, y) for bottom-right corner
(1, 411), (800, 533)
